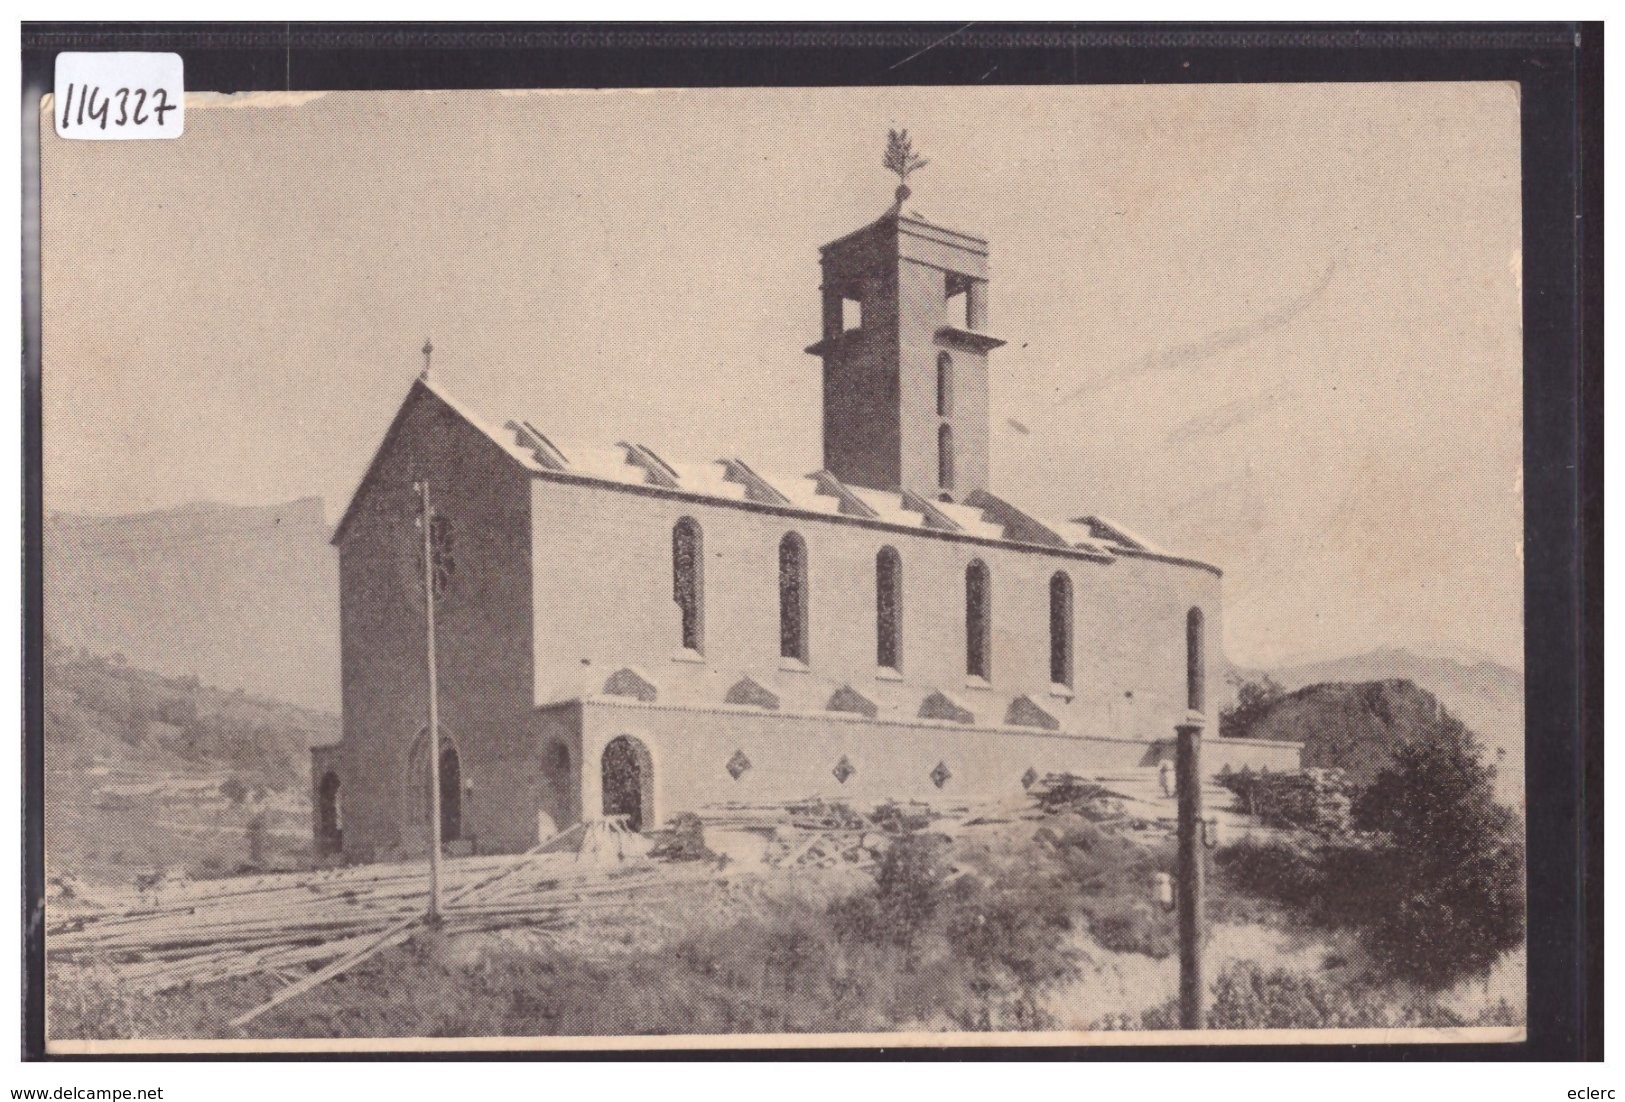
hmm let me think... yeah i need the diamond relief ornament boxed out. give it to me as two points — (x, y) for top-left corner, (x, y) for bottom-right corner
(931, 760), (953, 789)
(726, 749), (752, 781)
(832, 755), (855, 785)
(1021, 766), (1039, 790)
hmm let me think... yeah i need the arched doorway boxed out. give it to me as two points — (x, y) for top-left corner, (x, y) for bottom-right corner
(438, 745), (463, 843)
(601, 735), (654, 832)
(317, 771), (342, 855)
(405, 727), (466, 850)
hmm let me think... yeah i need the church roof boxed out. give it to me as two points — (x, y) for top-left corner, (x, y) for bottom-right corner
(332, 376), (1212, 574)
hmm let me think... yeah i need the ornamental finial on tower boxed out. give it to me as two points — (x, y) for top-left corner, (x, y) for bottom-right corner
(420, 337), (434, 382)
(883, 128), (928, 214)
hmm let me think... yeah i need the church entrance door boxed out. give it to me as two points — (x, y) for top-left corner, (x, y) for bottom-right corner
(317, 771), (342, 855)
(439, 745), (463, 843)
(601, 735), (653, 832)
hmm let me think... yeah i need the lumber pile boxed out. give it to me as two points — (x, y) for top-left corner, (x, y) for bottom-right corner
(1026, 774), (1131, 822)
(692, 796), (953, 870)
(46, 821), (701, 996)
(46, 798), (984, 1002)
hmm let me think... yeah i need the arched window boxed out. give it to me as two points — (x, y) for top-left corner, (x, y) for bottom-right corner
(876, 546), (902, 671)
(1186, 607), (1206, 713)
(672, 518), (704, 652)
(1050, 572), (1074, 688)
(936, 351), (953, 416)
(938, 423), (955, 490)
(966, 559), (991, 679)
(779, 532), (809, 662)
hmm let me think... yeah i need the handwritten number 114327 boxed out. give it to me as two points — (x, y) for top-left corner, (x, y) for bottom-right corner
(59, 83), (178, 133)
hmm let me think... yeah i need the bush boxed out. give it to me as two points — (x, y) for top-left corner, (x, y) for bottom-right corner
(1038, 821), (1175, 957)
(1221, 676), (1285, 740)
(829, 830), (952, 956)
(1217, 767), (1353, 832)
(828, 823), (1119, 1029)
(1215, 835), (1326, 911)
(1217, 712), (1525, 991)
(1351, 715), (1525, 988)
(1138, 963), (1480, 1030)
(940, 877), (1079, 1030)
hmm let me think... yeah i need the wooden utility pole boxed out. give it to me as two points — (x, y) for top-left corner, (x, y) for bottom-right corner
(1175, 715), (1206, 1029)
(418, 478), (444, 924)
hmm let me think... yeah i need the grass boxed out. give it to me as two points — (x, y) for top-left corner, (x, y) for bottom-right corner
(1135, 962), (1524, 1031)
(50, 813), (1167, 1040)
(47, 808), (1526, 1042)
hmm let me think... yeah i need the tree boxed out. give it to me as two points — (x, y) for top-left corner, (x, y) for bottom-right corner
(1351, 712), (1526, 988)
(1220, 675), (1285, 739)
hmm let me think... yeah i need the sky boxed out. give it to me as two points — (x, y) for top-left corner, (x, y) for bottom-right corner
(40, 84), (1524, 671)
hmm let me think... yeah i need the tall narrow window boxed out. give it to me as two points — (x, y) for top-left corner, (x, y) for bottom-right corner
(936, 352), (953, 416)
(1186, 607), (1206, 713)
(938, 423), (955, 490)
(946, 272), (971, 327)
(966, 559), (991, 679)
(876, 547), (902, 671)
(672, 518), (704, 652)
(779, 532), (809, 662)
(1050, 572), (1074, 688)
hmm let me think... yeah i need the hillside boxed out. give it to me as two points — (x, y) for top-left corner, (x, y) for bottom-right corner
(1233, 647), (1524, 804)
(43, 642), (336, 879)
(1236, 679), (1440, 786)
(1255, 647), (1522, 754)
(41, 496), (1524, 771)
(43, 497), (340, 711)
(1224, 676), (1521, 805)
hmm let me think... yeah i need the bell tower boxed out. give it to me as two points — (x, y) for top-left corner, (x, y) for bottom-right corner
(805, 134), (1005, 500)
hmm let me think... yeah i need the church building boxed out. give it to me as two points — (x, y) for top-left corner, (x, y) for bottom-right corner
(312, 158), (1299, 862)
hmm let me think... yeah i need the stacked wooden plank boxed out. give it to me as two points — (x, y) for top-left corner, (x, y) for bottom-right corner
(47, 828), (709, 995)
(46, 798), (1005, 1001)
(692, 796), (964, 870)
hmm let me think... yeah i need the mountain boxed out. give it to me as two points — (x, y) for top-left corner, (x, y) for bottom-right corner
(1228, 648), (1524, 806)
(43, 642), (336, 878)
(40, 497), (1524, 806)
(44, 497), (340, 711)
